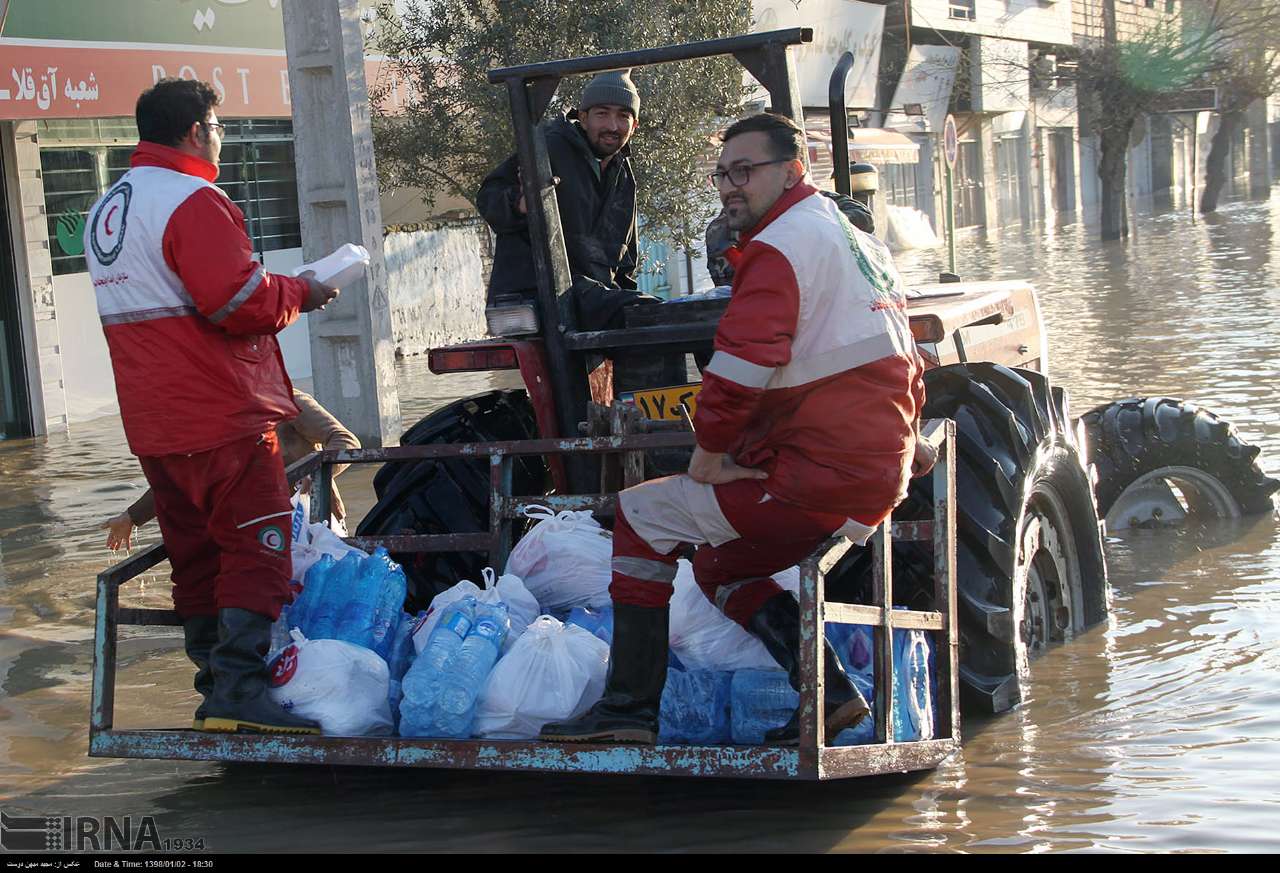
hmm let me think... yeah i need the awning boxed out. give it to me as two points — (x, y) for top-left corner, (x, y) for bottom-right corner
(802, 112), (920, 183)
(884, 45), (962, 134)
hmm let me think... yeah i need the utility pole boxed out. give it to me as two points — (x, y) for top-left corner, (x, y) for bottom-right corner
(281, 0), (401, 448)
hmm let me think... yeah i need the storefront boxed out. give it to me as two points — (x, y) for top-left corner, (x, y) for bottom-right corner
(0, 0), (404, 435)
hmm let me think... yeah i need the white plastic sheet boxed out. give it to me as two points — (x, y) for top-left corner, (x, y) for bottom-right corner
(668, 560), (800, 671)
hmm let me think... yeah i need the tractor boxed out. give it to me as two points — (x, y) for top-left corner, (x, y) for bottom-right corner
(358, 28), (1277, 716)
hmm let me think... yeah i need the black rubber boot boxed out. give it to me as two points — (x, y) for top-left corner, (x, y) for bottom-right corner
(540, 604), (669, 744)
(747, 592), (870, 745)
(183, 614), (219, 730)
(201, 608), (321, 735)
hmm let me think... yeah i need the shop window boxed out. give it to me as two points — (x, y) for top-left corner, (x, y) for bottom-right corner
(38, 118), (302, 275)
(880, 163), (918, 211)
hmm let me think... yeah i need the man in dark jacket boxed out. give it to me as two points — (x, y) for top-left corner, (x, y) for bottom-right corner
(476, 70), (648, 331)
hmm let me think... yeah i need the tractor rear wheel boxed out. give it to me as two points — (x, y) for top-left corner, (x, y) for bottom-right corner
(825, 363), (1109, 714)
(357, 390), (548, 609)
(1080, 397), (1278, 531)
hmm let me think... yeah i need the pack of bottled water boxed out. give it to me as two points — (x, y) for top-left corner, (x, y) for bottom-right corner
(286, 546), (408, 662)
(658, 669), (733, 744)
(399, 597), (511, 738)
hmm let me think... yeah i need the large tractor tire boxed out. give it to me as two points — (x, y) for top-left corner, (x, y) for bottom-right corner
(1080, 397), (1279, 531)
(357, 390), (548, 609)
(825, 363), (1109, 714)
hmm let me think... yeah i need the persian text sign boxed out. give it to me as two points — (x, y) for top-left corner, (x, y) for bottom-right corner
(0, 41), (409, 120)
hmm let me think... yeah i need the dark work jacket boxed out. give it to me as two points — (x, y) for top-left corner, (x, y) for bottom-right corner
(477, 112), (639, 324)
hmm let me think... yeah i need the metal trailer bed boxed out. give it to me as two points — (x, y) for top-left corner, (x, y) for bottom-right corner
(89, 419), (958, 781)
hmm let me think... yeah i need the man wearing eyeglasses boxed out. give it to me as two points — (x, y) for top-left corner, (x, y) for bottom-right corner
(543, 113), (932, 746)
(84, 78), (339, 736)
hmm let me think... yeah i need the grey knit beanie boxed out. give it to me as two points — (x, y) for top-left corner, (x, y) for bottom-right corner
(580, 69), (640, 118)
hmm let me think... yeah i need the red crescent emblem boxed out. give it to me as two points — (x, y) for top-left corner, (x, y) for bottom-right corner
(104, 204), (118, 237)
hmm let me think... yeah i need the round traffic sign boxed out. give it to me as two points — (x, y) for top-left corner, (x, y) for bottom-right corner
(943, 115), (958, 169)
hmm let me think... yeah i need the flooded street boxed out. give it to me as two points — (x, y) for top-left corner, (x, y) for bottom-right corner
(2, 189), (1279, 852)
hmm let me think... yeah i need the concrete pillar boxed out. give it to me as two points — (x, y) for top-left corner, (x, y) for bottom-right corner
(282, 0), (401, 448)
(6, 121), (64, 435)
(913, 133), (938, 231)
(1246, 97), (1272, 193)
(978, 118), (999, 229)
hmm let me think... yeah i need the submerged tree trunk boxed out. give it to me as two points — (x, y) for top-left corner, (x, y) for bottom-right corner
(1201, 110), (1244, 214)
(1098, 121), (1133, 241)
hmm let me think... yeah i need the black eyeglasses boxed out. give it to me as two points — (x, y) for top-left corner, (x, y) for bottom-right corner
(203, 121), (226, 135)
(708, 159), (789, 188)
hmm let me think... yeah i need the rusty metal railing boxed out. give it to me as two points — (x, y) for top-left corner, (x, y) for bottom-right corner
(90, 421), (957, 780)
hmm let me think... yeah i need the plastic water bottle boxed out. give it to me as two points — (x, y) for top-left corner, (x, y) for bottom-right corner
(730, 669), (797, 745)
(267, 605), (293, 662)
(334, 552), (389, 649)
(386, 611), (421, 681)
(566, 605), (614, 644)
(400, 596), (477, 735)
(432, 601), (510, 738)
(309, 551), (361, 640)
(892, 628), (934, 742)
(371, 559), (408, 659)
(289, 554), (335, 634)
(659, 669), (732, 744)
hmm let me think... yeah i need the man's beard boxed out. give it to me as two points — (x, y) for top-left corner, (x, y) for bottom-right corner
(588, 133), (623, 159)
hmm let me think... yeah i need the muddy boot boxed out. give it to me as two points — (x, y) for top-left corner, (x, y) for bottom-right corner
(540, 604), (668, 744)
(747, 592), (870, 746)
(183, 614), (219, 730)
(201, 608), (320, 735)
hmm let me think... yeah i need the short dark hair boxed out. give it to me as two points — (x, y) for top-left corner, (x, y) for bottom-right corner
(721, 113), (804, 162)
(136, 79), (220, 147)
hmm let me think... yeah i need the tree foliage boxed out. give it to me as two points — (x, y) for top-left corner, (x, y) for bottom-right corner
(369, 0), (752, 248)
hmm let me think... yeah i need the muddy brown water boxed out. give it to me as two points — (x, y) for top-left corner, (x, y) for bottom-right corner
(2, 190), (1278, 852)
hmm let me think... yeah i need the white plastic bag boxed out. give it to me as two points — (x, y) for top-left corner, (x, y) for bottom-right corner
(267, 630), (393, 736)
(292, 242), (370, 289)
(668, 560), (800, 671)
(412, 568), (539, 655)
(504, 506), (613, 612)
(290, 520), (365, 584)
(472, 616), (610, 739)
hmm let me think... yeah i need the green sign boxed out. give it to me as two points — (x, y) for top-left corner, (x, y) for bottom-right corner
(2, 0), (286, 52)
(54, 211), (85, 257)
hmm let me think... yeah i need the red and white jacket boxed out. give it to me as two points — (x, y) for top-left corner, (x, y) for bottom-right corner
(693, 182), (926, 525)
(84, 142), (308, 457)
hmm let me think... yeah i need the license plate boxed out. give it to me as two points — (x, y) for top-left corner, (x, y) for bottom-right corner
(622, 383), (702, 421)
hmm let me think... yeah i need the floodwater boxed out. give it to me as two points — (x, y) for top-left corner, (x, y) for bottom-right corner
(2, 188), (1279, 853)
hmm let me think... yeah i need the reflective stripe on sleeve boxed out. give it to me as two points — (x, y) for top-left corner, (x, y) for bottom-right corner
(704, 350), (775, 389)
(209, 266), (266, 324)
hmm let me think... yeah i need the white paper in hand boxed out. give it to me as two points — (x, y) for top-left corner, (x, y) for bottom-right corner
(293, 243), (370, 289)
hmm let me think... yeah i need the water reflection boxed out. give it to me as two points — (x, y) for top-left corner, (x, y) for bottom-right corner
(1, 192), (1278, 851)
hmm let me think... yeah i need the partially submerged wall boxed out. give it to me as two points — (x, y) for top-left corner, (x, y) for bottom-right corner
(384, 218), (492, 357)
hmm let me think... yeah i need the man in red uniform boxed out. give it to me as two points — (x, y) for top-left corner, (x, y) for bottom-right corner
(85, 79), (338, 733)
(542, 113), (934, 745)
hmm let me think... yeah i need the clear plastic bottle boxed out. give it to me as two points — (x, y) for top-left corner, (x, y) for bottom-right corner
(659, 669), (732, 744)
(371, 556), (408, 659)
(432, 601), (510, 738)
(309, 551), (361, 640)
(729, 669), (797, 745)
(400, 596), (477, 733)
(289, 554), (335, 636)
(334, 552), (388, 649)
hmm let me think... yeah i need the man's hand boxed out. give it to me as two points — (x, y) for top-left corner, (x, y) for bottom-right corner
(911, 438), (938, 478)
(514, 170), (560, 215)
(101, 513), (135, 552)
(687, 445), (767, 485)
(300, 274), (339, 313)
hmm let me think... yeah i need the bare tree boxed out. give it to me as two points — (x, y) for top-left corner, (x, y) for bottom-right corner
(1197, 0), (1280, 213)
